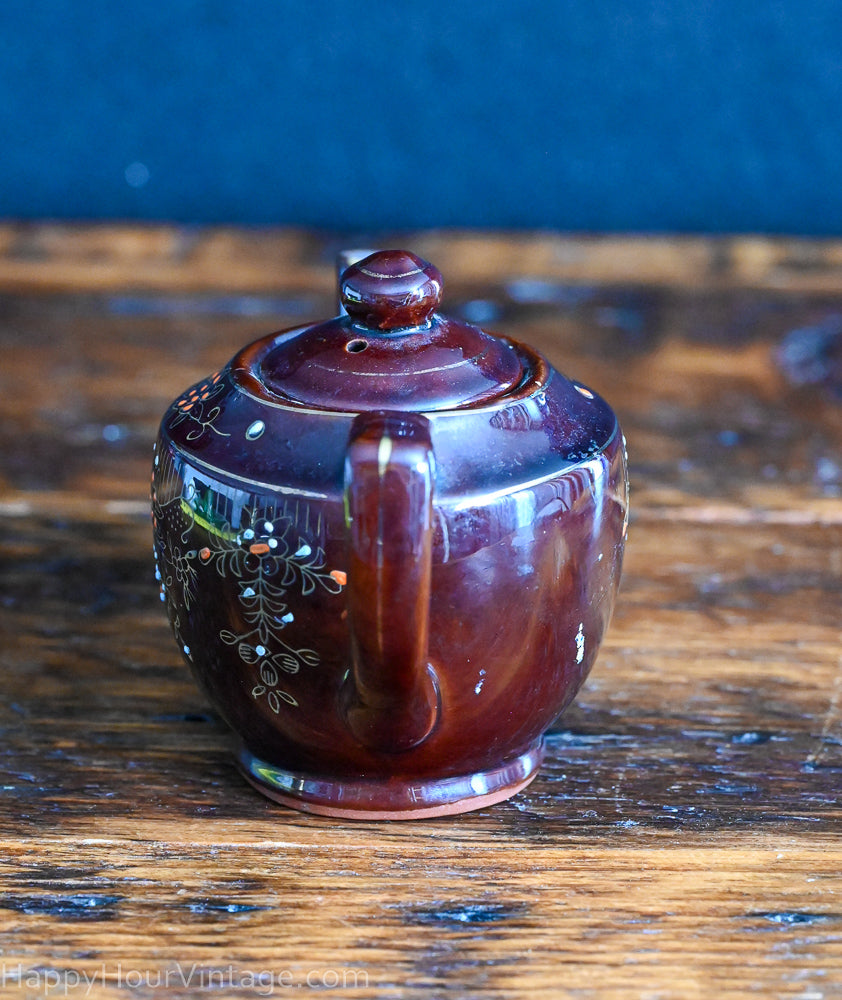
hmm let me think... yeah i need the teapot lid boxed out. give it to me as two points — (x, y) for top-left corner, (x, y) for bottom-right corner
(232, 250), (529, 412)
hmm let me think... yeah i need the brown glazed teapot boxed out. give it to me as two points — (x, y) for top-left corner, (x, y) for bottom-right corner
(152, 250), (628, 818)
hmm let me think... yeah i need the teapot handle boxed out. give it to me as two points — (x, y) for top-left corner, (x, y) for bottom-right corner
(342, 411), (440, 752)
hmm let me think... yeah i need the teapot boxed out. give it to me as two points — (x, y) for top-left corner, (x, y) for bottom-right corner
(152, 250), (628, 818)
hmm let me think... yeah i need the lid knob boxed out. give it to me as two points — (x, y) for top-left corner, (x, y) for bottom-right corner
(340, 250), (443, 331)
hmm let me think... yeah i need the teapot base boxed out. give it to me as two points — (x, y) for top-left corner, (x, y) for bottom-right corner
(235, 739), (544, 820)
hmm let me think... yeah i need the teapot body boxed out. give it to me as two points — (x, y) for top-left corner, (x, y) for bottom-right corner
(152, 345), (628, 818)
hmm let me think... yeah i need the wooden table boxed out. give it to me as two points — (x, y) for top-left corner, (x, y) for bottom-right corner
(0, 227), (840, 998)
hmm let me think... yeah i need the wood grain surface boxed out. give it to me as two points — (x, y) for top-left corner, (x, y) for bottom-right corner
(0, 226), (840, 998)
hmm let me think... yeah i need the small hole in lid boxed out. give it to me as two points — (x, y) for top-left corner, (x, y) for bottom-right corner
(345, 338), (368, 353)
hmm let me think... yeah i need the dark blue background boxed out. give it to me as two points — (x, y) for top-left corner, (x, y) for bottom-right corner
(2, 2), (840, 233)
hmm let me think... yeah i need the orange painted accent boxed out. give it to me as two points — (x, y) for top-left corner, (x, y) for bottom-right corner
(199, 547), (211, 562)
(181, 403), (194, 412)
(249, 542), (271, 556)
(330, 569), (347, 586)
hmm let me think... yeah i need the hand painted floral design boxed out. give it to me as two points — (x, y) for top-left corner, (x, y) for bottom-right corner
(152, 445), (346, 713)
(154, 530), (198, 610)
(168, 371), (230, 441)
(195, 506), (344, 711)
